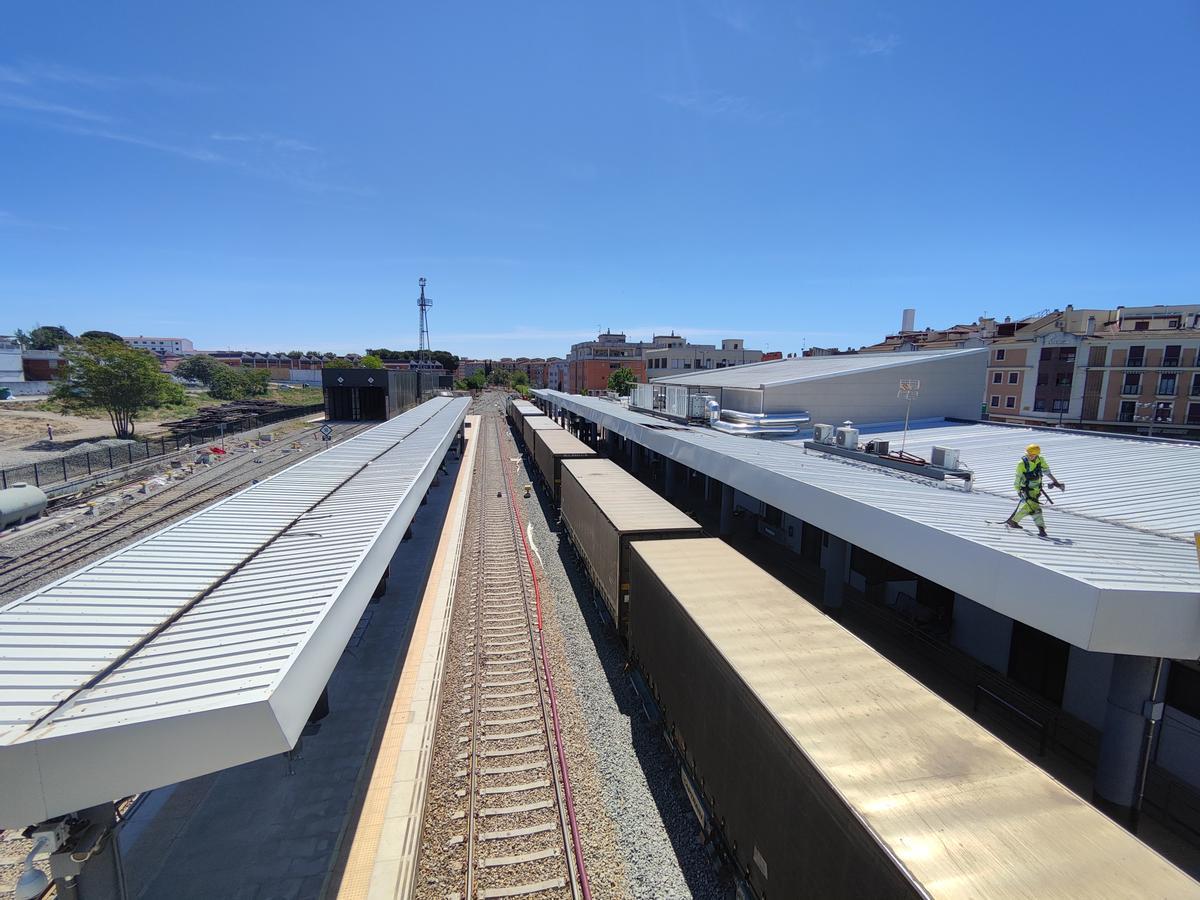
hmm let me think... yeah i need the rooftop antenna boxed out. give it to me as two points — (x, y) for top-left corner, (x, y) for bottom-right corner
(418, 277), (432, 368)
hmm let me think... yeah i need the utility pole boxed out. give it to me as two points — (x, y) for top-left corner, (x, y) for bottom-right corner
(898, 379), (920, 454)
(417, 277), (433, 370)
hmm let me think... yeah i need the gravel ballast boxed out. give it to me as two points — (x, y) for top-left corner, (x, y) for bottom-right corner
(512, 420), (729, 900)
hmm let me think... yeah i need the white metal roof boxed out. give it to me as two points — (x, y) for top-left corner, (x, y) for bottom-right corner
(650, 348), (985, 389)
(0, 396), (468, 828)
(840, 419), (1200, 542)
(535, 390), (1200, 659)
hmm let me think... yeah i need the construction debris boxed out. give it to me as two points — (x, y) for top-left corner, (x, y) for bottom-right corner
(159, 400), (289, 433)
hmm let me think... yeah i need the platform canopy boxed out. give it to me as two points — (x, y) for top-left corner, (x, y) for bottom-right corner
(535, 390), (1200, 660)
(0, 396), (468, 828)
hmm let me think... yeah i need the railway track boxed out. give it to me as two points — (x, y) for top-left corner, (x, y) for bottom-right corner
(420, 413), (588, 900)
(0, 421), (375, 600)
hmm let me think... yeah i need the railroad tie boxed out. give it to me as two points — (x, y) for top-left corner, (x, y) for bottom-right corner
(480, 847), (559, 867)
(478, 798), (553, 817)
(477, 877), (567, 899)
(477, 821), (557, 842)
(478, 779), (551, 796)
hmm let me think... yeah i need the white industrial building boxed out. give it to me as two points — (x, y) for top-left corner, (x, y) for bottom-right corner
(651, 347), (987, 424)
(534, 388), (1200, 835)
(123, 335), (195, 355)
(0, 335), (23, 383)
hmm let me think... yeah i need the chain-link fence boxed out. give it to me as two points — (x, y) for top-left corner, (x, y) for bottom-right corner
(0, 403), (325, 491)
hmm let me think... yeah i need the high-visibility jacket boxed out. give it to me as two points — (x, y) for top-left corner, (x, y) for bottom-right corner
(1014, 455), (1052, 498)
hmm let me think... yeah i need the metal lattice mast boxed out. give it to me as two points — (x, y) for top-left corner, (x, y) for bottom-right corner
(417, 277), (433, 368)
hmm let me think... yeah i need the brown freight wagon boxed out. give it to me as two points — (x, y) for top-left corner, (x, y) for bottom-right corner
(559, 458), (702, 633)
(522, 414), (560, 453)
(627, 538), (1199, 899)
(506, 397), (543, 432)
(532, 427), (595, 502)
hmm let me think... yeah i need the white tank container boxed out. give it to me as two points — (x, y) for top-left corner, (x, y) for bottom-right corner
(0, 482), (49, 529)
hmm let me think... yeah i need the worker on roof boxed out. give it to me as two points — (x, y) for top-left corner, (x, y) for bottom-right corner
(1005, 443), (1065, 537)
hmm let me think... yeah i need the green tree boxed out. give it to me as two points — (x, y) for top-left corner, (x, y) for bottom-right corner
(360, 354), (385, 369)
(174, 354), (228, 386)
(363, 348), (460, 373)
(326, 356), (354, 368)
(54, 341), (182, 437)
(79, 330), (123, 344)
(12, 329), (31, 349)
(466, 370), (486, 390)
(511, 369), (530, 387)
(608, 366), (637, 396)
(30, 325), (74, 350)
(287, 350), (303, 359)
(240, 368), (271, 396)
(207, 365), (242, 400)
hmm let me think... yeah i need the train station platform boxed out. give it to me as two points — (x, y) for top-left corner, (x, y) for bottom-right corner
(0, 396), (469, 830)
(327, 414), (478, 900)
(533, 390), (1200, 660)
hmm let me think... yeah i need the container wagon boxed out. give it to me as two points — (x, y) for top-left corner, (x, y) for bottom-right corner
(559, 458), (703, 633)
(627, 538), (1199, 900)
(506, 397), (543, 432)
(532, 427), (596, 501)
(522, 414), (560, 453)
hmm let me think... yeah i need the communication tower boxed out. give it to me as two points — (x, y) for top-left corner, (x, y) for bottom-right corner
(417, 277), (432, 368)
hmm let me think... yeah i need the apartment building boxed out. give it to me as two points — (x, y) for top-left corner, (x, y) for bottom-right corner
(642, 335), (764, 373)
(454, 359), (487, 381)
(546, 358), (568, 392)
(124, 336), (195, 355)
(566, 331), (648, 394)
(985, 305), (1200, 438)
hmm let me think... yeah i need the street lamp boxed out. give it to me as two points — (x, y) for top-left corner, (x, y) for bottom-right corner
(1134, 401), (1161, 439)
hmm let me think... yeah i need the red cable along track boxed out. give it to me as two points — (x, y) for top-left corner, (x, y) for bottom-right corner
(498, 418), (593, 900)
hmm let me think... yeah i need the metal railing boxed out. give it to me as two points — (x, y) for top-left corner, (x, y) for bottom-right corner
(0, 403), (324, 491)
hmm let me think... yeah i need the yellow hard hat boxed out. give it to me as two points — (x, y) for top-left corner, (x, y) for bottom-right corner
(1026, 444), (1041, 456)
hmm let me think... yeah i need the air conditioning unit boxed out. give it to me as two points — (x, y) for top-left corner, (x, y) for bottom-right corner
(835, 426), (859, 449)
(813, 423), (835, 444)
(931, 446), (960, 469)
(689, 393), (716, 419)
(868, 440), (889, 456)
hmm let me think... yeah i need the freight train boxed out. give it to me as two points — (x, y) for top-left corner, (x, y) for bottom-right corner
(508, 403), (1199, 899)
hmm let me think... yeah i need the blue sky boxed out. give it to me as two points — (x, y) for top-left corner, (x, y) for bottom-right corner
(2, 3), (1197, 359)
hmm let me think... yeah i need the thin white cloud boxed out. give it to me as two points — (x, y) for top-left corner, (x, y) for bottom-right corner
(0, 65), (32, 85)
(1, 61), (361, 193)
(0, 60), (205, 93)
(856, 33), (901, 56)
(658, 90), (779, 122)
(708, 0), (754, 35)
(0, 91), (112, 123)
(55, 123), (232, 164)
(0, 210), (66, 230)
(210, 132), (320, 153)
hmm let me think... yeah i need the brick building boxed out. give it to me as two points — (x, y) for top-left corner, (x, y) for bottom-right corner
(565, 332), (648, 394)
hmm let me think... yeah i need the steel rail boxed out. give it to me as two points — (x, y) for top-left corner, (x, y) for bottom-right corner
(456, 412), (581, 900)
(497, 417), (579, 900)
(497, 417), (592, 900)
(0, 422), (375, 595)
